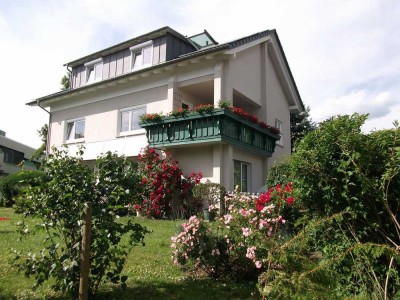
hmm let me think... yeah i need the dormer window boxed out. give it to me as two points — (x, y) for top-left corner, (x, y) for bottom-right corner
(84, 58), (103, 84)
(130, 41), (153, 71)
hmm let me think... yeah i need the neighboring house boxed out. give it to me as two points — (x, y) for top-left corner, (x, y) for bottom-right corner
(0, 130), (38, 176)
(27, 27), (304, 193)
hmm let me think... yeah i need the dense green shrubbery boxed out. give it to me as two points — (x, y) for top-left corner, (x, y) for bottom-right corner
(266, 114), (400, 298)
(14, 148), (149, 297)
(0, 170), (47, 207)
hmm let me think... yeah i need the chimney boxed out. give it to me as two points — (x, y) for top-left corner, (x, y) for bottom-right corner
(0, 130), (5, 137)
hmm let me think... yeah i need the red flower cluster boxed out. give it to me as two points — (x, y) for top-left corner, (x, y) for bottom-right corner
(140, 113), (163, 122)
(249, 115), (259, 124)
(258, 122), (267, 129)
(229, 106), (280, 135)
(137, 147), (203, 218)
(193, 104), (214, 114)
(170, 107), (189, 118)
(255, 182), (294, 212)
(230, 106), (249, 119)
(0, 217), (10, 221)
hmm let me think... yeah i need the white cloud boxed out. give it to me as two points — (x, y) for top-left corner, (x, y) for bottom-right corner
(312, 90), (398, 121)
(0, 0), (399, 148)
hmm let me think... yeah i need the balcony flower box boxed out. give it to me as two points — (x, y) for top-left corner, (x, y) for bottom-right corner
(139, 108), (280, 156)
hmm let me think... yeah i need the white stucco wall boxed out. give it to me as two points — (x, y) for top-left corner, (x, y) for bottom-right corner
(229, 45), (263, 106)
(49, 85), (168, 159)
(169, 145), (214, 181)
(264, 48), (291, 165)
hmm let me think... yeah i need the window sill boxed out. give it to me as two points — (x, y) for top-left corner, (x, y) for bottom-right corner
(118, 129), (146, 138)
(276, 142), (284, 148)
(65, 138), (85, 144)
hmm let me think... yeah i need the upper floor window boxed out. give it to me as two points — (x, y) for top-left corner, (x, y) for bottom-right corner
(66, 118), (85, 142)
(130, 41), (153, 71)
(85, 58), (103, 84)
(275, 119), (283, 145)
(120, 106), (146, 134)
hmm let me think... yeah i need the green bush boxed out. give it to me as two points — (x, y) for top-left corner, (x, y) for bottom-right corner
(14, 147), (149, 297)
(192, 181), (226, 216)
(0, 170), (46, 207)
(266, 114), (400, 298)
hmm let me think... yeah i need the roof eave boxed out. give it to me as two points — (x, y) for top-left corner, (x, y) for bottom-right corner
(27, 44), (229, 107)
(270, 30), (305, 112)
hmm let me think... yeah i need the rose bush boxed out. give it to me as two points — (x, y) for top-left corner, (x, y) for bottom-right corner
(136, 147), (202, 218)
(171, 183), (295, 279)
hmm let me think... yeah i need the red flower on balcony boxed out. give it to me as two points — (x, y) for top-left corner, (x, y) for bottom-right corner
(249, 115), (259, 124)
(169, 107), (189, 118)
(193, 104), (214, 114)
(139, 113), (163, 122)
(230, 106), (249, 119)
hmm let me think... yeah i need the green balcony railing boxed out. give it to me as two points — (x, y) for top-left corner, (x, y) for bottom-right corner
(139, 109), (280, 156)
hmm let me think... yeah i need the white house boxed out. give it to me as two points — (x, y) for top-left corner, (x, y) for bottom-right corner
(27, 27), (304, 192)
(0, 130), (38, 176)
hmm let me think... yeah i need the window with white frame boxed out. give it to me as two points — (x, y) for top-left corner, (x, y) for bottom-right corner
(120, 106), (146, 133)
(66, 119), (85, 141)
(85, 58), (103, 84)
(130, 41), (153, 71)
(234, 160), (251, 192)
(275, 119), (283, 145)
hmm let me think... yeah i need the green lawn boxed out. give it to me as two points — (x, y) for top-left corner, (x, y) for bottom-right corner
(0, 208), (258, 299)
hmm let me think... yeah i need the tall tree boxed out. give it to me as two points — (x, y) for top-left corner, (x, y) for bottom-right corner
(60, 73), (70, 91)
(31, 124), (48, 161)
(290, 106), (316, 151)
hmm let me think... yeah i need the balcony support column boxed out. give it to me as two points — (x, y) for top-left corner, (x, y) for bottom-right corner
(223, 145), (233, 192)
(212, 144), (222, 185)
(214, 62), (223, 106)
(167, 75), (177, 113)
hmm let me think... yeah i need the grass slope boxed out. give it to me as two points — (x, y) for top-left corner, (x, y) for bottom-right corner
(0, 208), (257, 299)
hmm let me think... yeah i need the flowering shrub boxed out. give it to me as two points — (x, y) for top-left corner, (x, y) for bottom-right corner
(171, 183), (295, 279)
(139, 112), (163, 122)
(169, 108), (189, 118)
(136, 147), (202, 218)
(193, 104), (214, 114)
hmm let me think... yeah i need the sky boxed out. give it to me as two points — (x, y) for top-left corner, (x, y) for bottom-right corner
(0, 0), (399, 148)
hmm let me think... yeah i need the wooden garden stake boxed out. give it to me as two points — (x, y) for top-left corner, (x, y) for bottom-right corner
(79, 202), (92, 300)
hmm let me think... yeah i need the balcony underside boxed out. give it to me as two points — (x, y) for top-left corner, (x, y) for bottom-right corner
(140, 109), (279, 157)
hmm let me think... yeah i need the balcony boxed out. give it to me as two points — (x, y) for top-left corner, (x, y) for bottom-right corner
(139, 108), (279, 157)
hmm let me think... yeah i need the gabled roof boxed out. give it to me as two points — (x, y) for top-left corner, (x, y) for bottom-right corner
(28, 28), (304, 111)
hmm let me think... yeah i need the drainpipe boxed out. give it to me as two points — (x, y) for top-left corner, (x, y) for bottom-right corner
(37, 99), (51, 160)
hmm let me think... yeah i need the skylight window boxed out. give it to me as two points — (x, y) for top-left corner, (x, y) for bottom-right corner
(188, 30), (218, 49)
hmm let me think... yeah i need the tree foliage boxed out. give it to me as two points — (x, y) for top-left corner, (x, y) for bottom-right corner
(60, 73), (70, 91)
(31, 124), (48, 161)
(14, 147), (149, 296)
(290, 106), (316, 151)
(267, 114), (400, 298)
